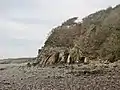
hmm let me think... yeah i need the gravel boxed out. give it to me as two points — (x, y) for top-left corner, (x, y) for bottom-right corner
(0, 62), (120, 90)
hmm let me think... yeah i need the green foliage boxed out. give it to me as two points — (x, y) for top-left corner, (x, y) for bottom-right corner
(44, 18), (81, 48)
(62, 17), (78, 26)
(75, 5), (120, 62)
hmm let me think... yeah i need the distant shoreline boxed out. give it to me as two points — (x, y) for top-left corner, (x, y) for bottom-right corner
(0, 57), (36, 61)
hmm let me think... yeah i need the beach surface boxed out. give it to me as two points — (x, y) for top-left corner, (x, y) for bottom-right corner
(0, 59), (120, 90)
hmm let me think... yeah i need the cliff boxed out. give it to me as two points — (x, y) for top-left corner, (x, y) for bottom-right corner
(35, 4), (120, 67)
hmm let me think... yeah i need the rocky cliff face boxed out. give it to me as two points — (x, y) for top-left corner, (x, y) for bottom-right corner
(35, 5), (120, 67)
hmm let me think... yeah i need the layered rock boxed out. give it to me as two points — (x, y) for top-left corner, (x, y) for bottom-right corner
(36, 45), (88, 67)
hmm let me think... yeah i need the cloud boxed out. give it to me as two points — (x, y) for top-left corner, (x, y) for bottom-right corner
(0, 0), (120, 58)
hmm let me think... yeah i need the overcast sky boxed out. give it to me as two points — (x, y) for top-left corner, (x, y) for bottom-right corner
(0, 0), (120, 59)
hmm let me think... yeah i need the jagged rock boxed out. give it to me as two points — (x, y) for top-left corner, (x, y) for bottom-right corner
(84, 57), (89, 64)
(58, 51), (65, 63)
(36, 47), (69, 66)
(46, 52), (59, 65)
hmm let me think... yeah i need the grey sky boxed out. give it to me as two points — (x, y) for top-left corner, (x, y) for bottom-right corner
(0, 0), (120, 59)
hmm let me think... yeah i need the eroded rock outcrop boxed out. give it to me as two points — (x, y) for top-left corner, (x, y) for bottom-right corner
(36, 45), (89, 67)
